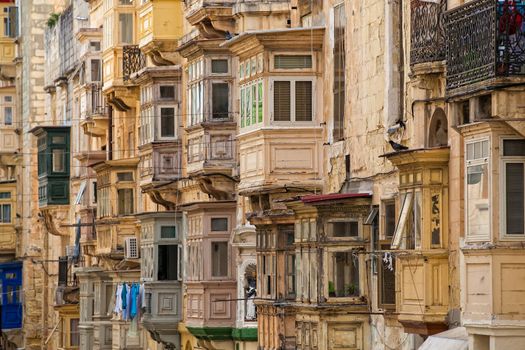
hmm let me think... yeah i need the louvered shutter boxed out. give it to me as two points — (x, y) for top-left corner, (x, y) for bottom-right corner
(273, 81), (291, 121)
(506, 163), (524, 234)
(295, 81), (312, 121)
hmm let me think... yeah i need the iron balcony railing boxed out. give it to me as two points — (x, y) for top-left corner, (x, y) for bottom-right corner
(410, 0), (447, 65)
(87, 83), (105, 117)
(123, 45), (146, 81)
(445, 0), (525, 90)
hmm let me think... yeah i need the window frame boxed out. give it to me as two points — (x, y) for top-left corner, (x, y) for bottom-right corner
(325, 219), (361, 240)
(391, 191), (422, 250)
(0, 203), (11, 223)
(211, 81), (230, 120)
(210, 240), (229, 278)
(325, 249), (361, 301)
(464, 137), (491, 242)
(158, 105), (177, 139)
(269, 76), (315, 125)
(500, 136), (525, 240)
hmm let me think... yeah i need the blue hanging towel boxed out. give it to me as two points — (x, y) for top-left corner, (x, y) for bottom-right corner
(130, 283), (139, 319)
(121, 283), (128, 310)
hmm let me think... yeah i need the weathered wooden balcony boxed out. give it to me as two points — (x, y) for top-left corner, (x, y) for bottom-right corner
(410, 0), (447, 66)
(445, 0), (525, 91)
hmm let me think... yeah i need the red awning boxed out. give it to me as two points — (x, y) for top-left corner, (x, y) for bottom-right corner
(301, 192), (372, 204)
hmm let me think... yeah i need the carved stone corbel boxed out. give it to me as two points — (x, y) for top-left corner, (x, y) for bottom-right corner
(147, 190), (177, 211)
(41, 208), (69, 237)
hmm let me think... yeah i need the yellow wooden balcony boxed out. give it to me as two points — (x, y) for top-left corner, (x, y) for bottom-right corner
(0, 181), (17, 254)
(397, 254), (449, 335)
(238, 128), (323, 195)
(138, 0), (183, 61)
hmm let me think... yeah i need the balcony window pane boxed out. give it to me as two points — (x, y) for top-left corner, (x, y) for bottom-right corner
(379, 245), (395, 307)
(159, 85), (175, 99)
(286, 253), (296, 297)
(240, 87), (245, 127)
(251, 84), (257, 124)
(506, 162), (524, 234)
(0, 192), (10, 199)
(117, 188), (134, 215)
(160, 107), (175, 137)
(211, 218), (228, 232)
(160, 226), (177, 239)
(119, 0), (133, 4)
(328, 252), (359, 298)
(328, 221), (358, 238)
(384, 201), (396, 238)
(158, 245), (179, 280)
(4, 106), (12, 125)
(211, 59), (228, 74)
(257, 81), (263, 123)
(274, 81), (291, 121)
(212, 83), (229, 119)
(52, 149), (65, 172)
(117, 172), (133, 182)
(119, 13), (133, 45)
(1, 204), (11, 223)
(211, 242), (228, 277)
(504, 139), (525, 156)
(70, 318), (79, 347)
(91, 59), (101, 82)
(466, 163), (490, 238)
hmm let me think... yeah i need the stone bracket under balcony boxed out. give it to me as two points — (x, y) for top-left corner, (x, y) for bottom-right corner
(40, 206), (70, 237)
(193, 173), (238, 201)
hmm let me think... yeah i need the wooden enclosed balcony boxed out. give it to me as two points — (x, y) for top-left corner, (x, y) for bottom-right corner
(186, 132), (237, 176)
(445, 0), (525, 92)
(138, 0), (183, 62)
(184, 0), (234, 28)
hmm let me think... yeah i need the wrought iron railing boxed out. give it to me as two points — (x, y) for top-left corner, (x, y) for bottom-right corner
(123, 45), (146, 81)
(87, 83), (105, 116)
(446, 0), (525, 90)
(410, 0), (447, 65)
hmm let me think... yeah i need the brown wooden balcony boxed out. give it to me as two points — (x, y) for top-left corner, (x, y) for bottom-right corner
(122, 45), (146, 81)
(445, 0), (525, 91)
(410, 0), (446, 66)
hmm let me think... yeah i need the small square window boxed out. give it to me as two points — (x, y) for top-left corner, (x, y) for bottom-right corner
(4, 96), (12, 102)
(160, 226), (177, 239)
(328, 221), (359, 238)
(211, 218), (228, 231)
(211, 59), (228, 74)
(89, 41), (101, 51)
(117, 172), (133, 182)
(0, 192), (11, 199)
(159, 86), (175, 99)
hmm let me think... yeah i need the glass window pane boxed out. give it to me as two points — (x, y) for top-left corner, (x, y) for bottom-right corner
(274, 55), (312, 69)
(211, 59), (228, 74)
(160, 107), (175, 137)
(384, 202), (396, 238)
(251, 84), (256, 124)
(212, 83), (229, 119)
(4, 106), (12, 125)
(466, 164), (490, 237)
(257, 81), (263, 123)
(70, 319), (80, 347)
(504, 140), (525, 156)
(240, 87), (245, 127)
(117, 189), (134, 215)
(1, 204), (11, 223)
(211, 242), (228, 277)
(52, 149), (65, 172)
(160, 226), (177, 239)
(159, 86), (175, 99)
(158, 245), (178, 280)
(329, 252), (359, 297)
(119, 13), (133, 44)
(211, 218), (228, 231)
(329, 221), (358, 237)
(506, 163), (524, 234)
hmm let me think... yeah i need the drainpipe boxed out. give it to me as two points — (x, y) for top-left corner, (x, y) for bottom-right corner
(108, 105), (113, 161)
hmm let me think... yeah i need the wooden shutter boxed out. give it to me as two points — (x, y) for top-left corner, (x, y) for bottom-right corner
(273, 81), (291, 121)
(506, 163), (524, 234)
(295, 81), (312, 121)
(58, 256), (68, 286)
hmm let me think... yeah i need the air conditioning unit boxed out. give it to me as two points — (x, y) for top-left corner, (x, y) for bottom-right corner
(125, 237), (139, 259)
